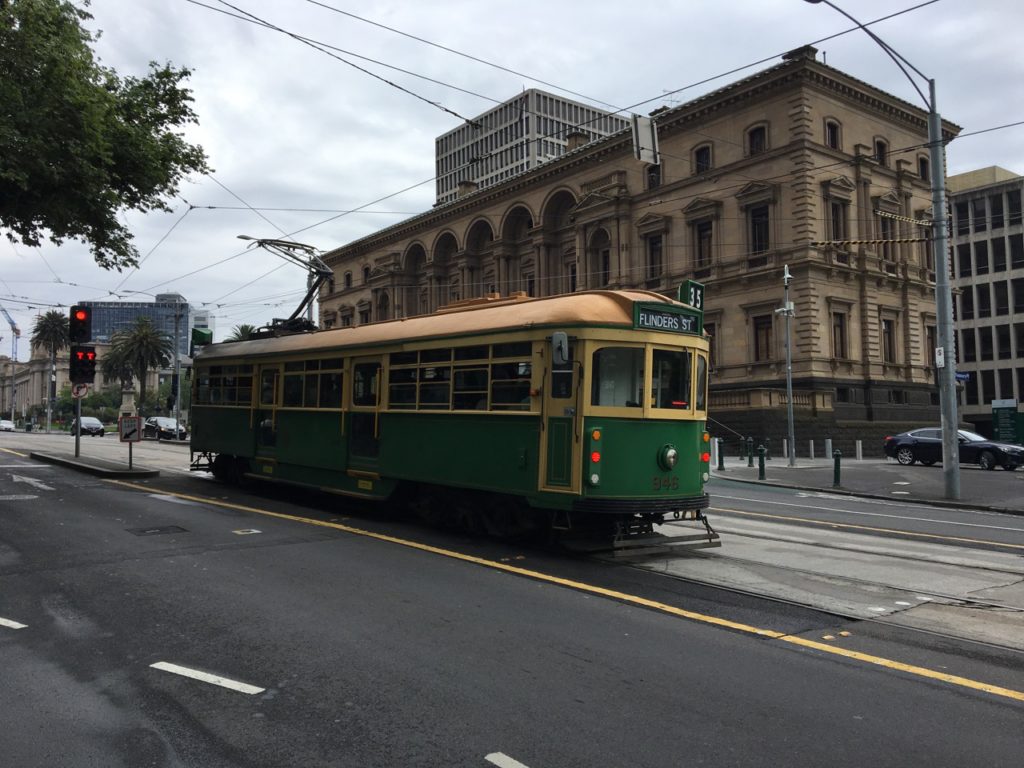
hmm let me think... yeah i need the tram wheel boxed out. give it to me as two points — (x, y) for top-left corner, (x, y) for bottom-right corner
(211, 454), (232, 482)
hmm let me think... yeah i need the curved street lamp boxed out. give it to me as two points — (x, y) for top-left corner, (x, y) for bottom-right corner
(804, 0), (960, 499)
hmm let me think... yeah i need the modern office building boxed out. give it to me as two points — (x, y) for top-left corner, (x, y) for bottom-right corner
(434, 89), (630, 205)
(947, 167), (1024, 435)
(192, 309), (216, 343)
(320, 46), (959, 455)
(81, 293), (191, 357)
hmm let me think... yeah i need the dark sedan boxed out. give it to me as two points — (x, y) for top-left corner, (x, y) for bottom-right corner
(144, 417), (188, 441)
(883, 428), (1023, 470)
(70, 416), (105, 436)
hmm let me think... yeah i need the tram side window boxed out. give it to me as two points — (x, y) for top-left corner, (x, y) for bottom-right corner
(492, 362), (532, 410)
(196, 365), (253, 405)
(652, 349), (692, 409)
(419, 365), (452, 409)
(695, 354), (708, 411)
(453, 366), (488, 409)
(260, 370), (278, 406)
(388, 367), (417, 409)
(353, 364), (380, 406)
(319, 372), (342, 408)
(591, 347), (644, 407)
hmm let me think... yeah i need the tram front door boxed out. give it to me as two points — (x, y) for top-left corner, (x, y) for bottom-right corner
(348, 358), (382, 471)
(540, 345), (580, 493)
(255, 364), (280, 458)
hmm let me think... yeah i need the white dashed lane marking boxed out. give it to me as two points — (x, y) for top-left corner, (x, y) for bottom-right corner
(486, 753), (533, 768)
(0, 617), (28, 630)
(150, 662), (265, 695)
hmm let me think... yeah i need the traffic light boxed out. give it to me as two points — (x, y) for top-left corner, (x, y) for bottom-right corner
(69, 345), (97, 384)
(69, 305), (92, 343)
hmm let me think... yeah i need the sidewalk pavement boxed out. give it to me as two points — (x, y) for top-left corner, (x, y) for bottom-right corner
(711, 455), (1024, 516)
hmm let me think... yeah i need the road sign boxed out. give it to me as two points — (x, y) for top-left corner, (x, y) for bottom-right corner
(955, 372), (971, 382)
(71, 383), (90, 399)
(119, 415), (142, 443)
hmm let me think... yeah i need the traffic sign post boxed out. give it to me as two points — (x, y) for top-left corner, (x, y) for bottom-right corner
(119, 415), (143, 469)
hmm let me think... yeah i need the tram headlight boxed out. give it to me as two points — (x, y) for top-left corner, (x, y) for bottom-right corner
(658, 444), (678, 471)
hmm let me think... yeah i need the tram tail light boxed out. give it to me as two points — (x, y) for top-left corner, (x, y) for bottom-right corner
(587, 427), (602, 486)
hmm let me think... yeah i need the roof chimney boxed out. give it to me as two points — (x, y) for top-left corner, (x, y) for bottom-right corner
(566, 130), (590, 151)
(457, 180), (479, 198)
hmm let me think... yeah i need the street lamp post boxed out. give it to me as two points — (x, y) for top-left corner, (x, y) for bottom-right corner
(777, 265), (797, 466)
(804, 0), (959, 500)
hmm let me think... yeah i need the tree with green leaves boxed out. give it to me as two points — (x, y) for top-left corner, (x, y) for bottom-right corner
(0, 0), (210, 270)
(227, 324), (258, 341)
(110, 316), (172, 414)
(29, 309), (69, 429)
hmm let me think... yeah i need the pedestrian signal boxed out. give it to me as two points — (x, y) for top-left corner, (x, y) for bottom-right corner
(69, 345), (97, 384)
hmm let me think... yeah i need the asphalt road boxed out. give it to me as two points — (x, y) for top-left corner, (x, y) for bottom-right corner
(1, 441), (1023, 766)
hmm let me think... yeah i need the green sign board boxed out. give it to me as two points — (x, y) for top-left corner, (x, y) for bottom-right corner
(992, 399), (1020, 444)
(678, 280), (705, 312)
(634, 304), (702, 335)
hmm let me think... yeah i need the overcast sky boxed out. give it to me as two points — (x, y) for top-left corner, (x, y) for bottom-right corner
(3, 0), (1023, 355)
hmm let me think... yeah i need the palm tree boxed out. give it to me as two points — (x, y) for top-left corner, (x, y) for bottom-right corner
(110, 316), (172, 414)
(30, 310), (70, 431)
(100, 344), (134, 391)
(227, 323), (257, 341)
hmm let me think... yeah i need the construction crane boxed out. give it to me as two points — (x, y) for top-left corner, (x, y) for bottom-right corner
(0, 304), (20, 421)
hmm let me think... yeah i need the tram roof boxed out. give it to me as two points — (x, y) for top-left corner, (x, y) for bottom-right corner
(198, 290), (692, 362)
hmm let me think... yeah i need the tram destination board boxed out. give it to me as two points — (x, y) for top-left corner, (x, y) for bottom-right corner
(633, 304), (702, 335)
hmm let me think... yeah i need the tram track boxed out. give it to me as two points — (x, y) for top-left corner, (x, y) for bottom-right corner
(614, 547), (1024, 657)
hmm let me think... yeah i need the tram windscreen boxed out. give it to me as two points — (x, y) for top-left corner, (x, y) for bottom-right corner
(652, 349), (692, 409)
(591, 347), (644, 407)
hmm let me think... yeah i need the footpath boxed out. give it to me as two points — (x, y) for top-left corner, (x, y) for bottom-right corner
(711, 454), (1024, 516)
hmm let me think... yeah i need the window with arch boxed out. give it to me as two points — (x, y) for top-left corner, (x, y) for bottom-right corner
(344, 271), (352, 289)
(874, 138), (889, 167)
(646, 164), (661, 190)
(362, 266), (371, 284)
(918, 155), (930, 180)
(747, 125), (767, 156)
(693, 144), (713, 174)
(824, 119), (841, 150)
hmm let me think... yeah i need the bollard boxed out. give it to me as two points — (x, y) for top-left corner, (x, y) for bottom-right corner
(758, 444), (766, 480)
(809, 440), (815, 460)
(746, 436), (754, 467)
(782, 438), (789, 460)
(855, 439), (863, 461)
(824, 438), (833, 460)
(833, 449), (842, 488)
(717, 438), (725, 471)
(765, 438), (772, 461)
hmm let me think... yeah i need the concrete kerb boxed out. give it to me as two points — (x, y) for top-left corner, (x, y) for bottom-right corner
(709, 466), (1024, 517)
(29, 451), (160, 479)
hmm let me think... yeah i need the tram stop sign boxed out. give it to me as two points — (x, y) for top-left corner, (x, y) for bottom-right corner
(119, 415), (143, 443)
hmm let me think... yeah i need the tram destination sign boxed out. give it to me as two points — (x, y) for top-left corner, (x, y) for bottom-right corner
(634, 305), (702, 335)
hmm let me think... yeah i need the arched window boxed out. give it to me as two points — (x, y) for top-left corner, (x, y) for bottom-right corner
(362, 266), (371, 284)
(874, 139), (889, 167)
(344, 271), (352, 289)
(824, 119), (841, 150)
(747, 125), (767, 156)
(918, 156), (930, 180)
(693, 144), (712, 174)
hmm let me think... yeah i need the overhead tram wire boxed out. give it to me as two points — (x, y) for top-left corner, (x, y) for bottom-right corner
(186, 0), (502, 108)
(209, 0), (484, 127)
(302, 0), (621, 112)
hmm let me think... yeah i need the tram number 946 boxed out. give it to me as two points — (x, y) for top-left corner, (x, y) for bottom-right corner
(652, 476), (680, 491)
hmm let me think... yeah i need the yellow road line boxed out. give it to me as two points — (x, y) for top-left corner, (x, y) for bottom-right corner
(711, 506), (1024, 551)
(0, 447), (29, 458)
(107, 479), (1024, 703)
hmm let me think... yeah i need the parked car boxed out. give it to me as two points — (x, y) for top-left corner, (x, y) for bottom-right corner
(71, 416), (105, 436)
(883, 428), (1023, 470)
(0, 418), (15, 431)
(144, 417), (187, 440)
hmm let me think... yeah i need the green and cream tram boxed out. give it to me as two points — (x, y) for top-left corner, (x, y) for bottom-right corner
(190, 289), (714, 543)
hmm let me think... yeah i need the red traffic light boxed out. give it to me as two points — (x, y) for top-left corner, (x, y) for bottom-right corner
(69, 304), (92, 343)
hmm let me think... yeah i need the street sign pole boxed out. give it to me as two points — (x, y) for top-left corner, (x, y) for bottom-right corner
(74, 397), (81, 458)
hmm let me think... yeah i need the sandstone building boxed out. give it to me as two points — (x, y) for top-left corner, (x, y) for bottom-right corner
(319, 46), (960, 456)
